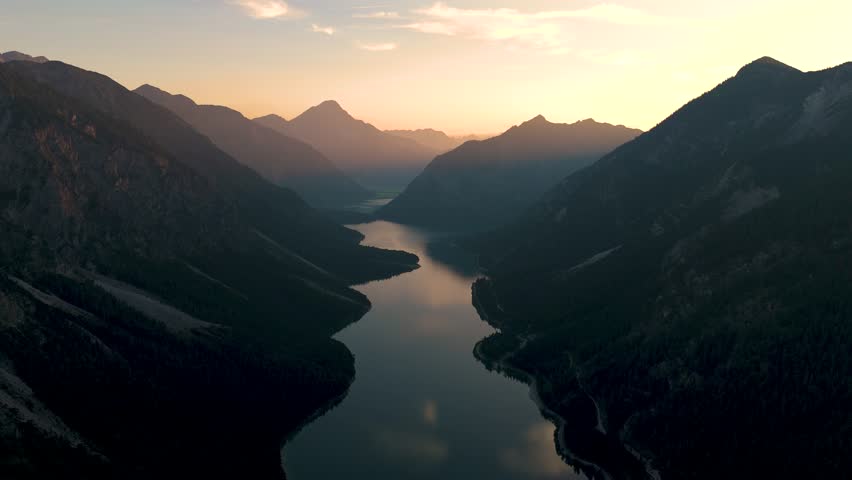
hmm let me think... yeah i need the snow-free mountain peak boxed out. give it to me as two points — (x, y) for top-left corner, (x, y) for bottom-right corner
(736, 56), (801, 77)
(0, 51), (49, 63)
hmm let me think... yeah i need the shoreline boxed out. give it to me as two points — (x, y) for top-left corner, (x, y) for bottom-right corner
(472, 339), (614, 480)
(276, 281), (373, 478)
(471, 279), (659, 480)
(279, 377), (353, 477)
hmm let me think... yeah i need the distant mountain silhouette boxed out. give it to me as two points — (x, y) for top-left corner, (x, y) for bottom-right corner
(134, 84), (371, 208)
(0, 58), (418, 479)
(471, 57), (852, 480)
(3, 60), (415, 279)
(0, 51), (49, 63)
(385, 128), (466, 153)
(255, 101), (436, 190)
(379, 116), (641, 230)
(454, 133), (494, 143)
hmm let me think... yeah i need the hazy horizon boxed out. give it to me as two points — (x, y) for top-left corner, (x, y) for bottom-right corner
(2, 0), (850, 134)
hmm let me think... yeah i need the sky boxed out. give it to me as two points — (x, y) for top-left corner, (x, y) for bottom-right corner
(1, 0), (850, 134)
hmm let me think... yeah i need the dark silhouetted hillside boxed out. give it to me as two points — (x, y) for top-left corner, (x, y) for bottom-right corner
(470, 57), (852, 480)
(380, 116), (641, 231)
(135, 84), (371, 208)
(255, 101), (436, 190)
(0, 59), (418, 479)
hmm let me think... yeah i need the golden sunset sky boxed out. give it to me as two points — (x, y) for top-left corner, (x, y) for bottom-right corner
(2, 0), (850, 133)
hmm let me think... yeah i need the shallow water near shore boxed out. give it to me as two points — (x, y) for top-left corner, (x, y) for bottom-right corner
(282, 221), (585, 480)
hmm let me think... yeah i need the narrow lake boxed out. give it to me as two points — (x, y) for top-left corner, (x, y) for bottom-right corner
(283, 221), (586, 479)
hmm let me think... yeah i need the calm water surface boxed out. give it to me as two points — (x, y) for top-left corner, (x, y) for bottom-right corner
(283, 221), (585, 479)
(346, 197), (394, 213)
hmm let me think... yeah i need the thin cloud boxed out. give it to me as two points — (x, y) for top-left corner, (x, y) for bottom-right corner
(397, 2), (674, 53)
(358, 42), (398, 51)
(534, 4), (670, 25)
(580, 49), (645, 66)
(311, 24), (336, 35)
(354, 11), (401, 19)
(230, 0), (304, 19)
(398, 21), (457, 35)
(414, 2), (668, 26)
(351, 4), (394, 9)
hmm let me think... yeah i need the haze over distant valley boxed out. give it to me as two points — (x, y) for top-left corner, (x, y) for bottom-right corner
(255, 102), (439, 191)
(135, 84), (372, 208)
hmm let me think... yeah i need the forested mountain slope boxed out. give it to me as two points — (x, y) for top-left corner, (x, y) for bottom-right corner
(471, 57), (852, 479)
(380, 116), (640, 231)
(4, 60), (417, 282)
(0, 60), (416, 479)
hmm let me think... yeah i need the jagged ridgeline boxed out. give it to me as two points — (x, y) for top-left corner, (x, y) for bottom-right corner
(0, 60), (417, 479)
(471, 57), (852, 479)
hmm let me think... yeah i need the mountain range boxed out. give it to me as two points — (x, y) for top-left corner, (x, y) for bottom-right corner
(254, 101), (438, 191)
(385, 128), (486, 153)
(470, 57), (852, 479)
(3, 46), (851, 480)
(380, 116), (641, 231)
(134, 84), (371, 208)
(0, 57), (417, 479)
(2, 60), (412, 278)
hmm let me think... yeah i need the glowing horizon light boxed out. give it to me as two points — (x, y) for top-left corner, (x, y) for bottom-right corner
(2, 0), (850, 135)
